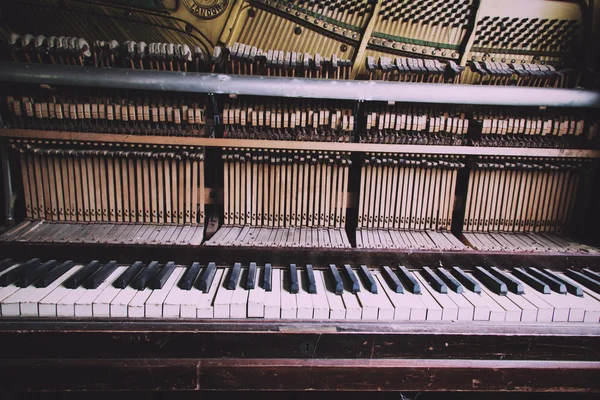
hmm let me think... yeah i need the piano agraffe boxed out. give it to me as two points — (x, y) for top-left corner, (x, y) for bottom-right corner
(0, 0), (599, 393)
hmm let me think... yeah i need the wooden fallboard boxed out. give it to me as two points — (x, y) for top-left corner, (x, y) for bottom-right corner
(0, 319), (598, 391)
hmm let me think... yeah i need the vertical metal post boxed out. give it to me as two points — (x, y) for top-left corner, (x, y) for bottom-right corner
(1, 140), (14, 226)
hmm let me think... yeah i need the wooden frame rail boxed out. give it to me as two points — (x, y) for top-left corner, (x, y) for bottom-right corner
(3, 129), (600, 158)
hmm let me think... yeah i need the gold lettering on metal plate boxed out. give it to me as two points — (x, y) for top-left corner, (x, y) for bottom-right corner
(182, 0), (229, 20)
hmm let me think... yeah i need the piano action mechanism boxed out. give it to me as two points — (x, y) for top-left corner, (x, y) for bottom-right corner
(0, 0), (599, 393)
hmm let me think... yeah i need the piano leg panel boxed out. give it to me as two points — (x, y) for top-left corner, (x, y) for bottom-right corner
(0, 358), (598, 392)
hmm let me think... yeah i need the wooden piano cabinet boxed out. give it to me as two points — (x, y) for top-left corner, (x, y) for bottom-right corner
(0, 320), (598, 392)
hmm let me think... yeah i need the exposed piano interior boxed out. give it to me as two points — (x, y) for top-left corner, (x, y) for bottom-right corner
(0, 0), (599, 393)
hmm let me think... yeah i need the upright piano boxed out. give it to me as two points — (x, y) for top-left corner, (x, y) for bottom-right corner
(0, 0), (598, 392)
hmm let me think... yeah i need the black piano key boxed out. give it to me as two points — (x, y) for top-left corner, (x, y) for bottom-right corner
(149, 262), (176, 289)
(566, 269), (600, 294)
(246, 262), (257, 290)
(488, 267), (525, 295)
(63, 260), (101, 289)
(198, 262), (217, 292)
(381, 266), (403, 294)
(113, 261), (144, 289)
(17, 260), (57, 288)
(0, 258), (41, 286)
(289, 264), (299, 294)
(473, 266), (507, 295)
(421, 266), (448, 294)
(263, 263), (272, 292)
(359, 265), (377, 294)
(436, 267), (464, 294)
(542, 269), (583, 297)
(582, 268), (600, 281)
(343, 264), (360, 294)
(397, 265), (420, 294)
(512, 267), (550, 294)
(450, 267), (481, 294)
(526, 267), (566, 294)
(0, 258), (16, 273)
(35, 260), (75, 288)
(227, 262), (242, 290)
(84, 260), (118, 289)
(131, 261), (160, 290)
(178, 262), (201, 291)
(305, 264), (317, 294)
(328, 264), (343, 295)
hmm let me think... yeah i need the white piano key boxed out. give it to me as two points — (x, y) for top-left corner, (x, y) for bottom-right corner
(505, 291), (538, 322)
(373, 272), (424, 321)
(213, 267), (236, 318)
(459, 287), (491, 321)
(508, 278), (553, 322)
(163, 271), (192, 318)
(128, 287), (153, 318)
(1, 264), (63, 316)
(295, 271), (314, 319)
(145, 267), (185, 318)
(263, 268), (281, 318)
(19, 265), (84, 316)
(464, 272), (506, 321)
(311, 269), (330, 319)
(196, 268), (225, 318)
(93, 270), (129, 317)
(247, 267), (266, 318)
(110, 285), (138, 317)
(445, 289), (475, 321)
(56, 285), (87, 317)
(356, 270), (394, 320)
(230, 269), (250, 319)
(75, 266), (127, 317)
(317, 270), (345, 319)
(339, 281), (362, 320)
(511, 274), (569, 322)
(280, 268), (297, 319)
(479, 285), (522, 322)
(0, 264), (27, 315)
(414, 272), (455, 321)
(554, 273), (600, 323)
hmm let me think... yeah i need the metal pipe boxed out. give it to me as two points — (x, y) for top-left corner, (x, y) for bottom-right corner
(0, 62), (599, 108)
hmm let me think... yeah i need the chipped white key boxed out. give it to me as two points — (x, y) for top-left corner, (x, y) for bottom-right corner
(213, 267), (236, 318)
(247, 267), (266, 318)
(318, 270), (345, 319)
(413, 272), (452, 320)
(373, 272), (424, 320)
(295, 271), (314, 319)
(19, 265), (84, 317)
(128, 287), (153, 318)
(197, 268), (225, 318)
(263, 268), (281, 318)
(512, 275), (569, 322)
(311, 269), (330, 319)
(479, 285), (522, 322)
(144, 267), (184, 318)
(465, 272), (506, 321)
(280, 268), (297, 318)
(110, 285), (138, 317)
(75, 267), (127, 317)
(230, 268), (250, 318)
(555, 273), (600, 323)
(505, 291), (538, 322)
(356, 271), (393, 320)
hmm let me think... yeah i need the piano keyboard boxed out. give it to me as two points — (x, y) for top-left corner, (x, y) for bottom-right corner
(0, 258), (598, 322)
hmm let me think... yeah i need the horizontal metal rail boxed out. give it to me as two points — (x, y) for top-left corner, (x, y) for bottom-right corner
(1, 62), (599, 108)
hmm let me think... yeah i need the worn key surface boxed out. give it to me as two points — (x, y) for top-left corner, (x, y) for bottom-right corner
(178, 262), (201, 291)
